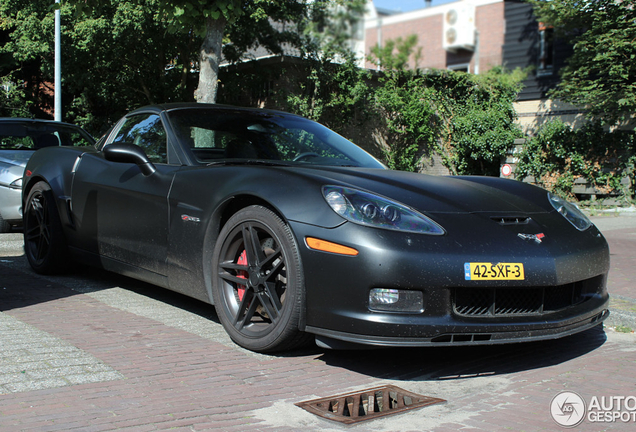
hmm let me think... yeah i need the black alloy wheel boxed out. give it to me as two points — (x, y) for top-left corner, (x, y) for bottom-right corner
(212, 206), (308, 352)
(23, 181), (70, 274)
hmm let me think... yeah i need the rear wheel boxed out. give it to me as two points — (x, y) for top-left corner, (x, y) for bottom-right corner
(211, 206), (308, 352)
(23, 181), (71, 274)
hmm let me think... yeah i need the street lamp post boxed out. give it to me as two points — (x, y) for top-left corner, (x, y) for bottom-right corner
(54, 0), (61, 121)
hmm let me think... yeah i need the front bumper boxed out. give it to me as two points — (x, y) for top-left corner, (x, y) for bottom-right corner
(290, 212), (611, 348)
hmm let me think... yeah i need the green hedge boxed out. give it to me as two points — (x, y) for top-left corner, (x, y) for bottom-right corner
(516, 119), (635, 200)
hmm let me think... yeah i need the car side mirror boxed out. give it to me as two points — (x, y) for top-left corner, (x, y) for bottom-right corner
(103, 143), (156, 176)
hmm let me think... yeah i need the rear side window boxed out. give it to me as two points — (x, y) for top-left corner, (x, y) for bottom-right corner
(0, 124), (93, 150)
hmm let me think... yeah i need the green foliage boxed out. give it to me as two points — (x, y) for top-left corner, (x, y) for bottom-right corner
(371, 72), (436, 171)
(299, 0), (366, 59)
(366, 37), (525, 174)
(516, 119), (635, 199)
(530, 0), (636, 125)
(432, 67), (526, 175)
(2, 0), (308, 130)
(1, 0), (199, 133)
(369, 35), (421, 71)
(0, 74), (32, 118)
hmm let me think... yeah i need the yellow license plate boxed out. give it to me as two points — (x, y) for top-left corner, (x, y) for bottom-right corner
(464, 262), (525, 280)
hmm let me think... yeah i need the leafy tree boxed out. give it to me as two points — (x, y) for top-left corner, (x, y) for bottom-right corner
(63, 0), (308, 104)
(2, 0), (307, 130)
(0, 75), (32, 117)
(283, 0), (368, 124)
(369, 34), (421, 71)
(1, 0), (198, 131)
(516, 119), (635, 199)
(0, 0), (56, 118)
(530, 0), (636, 125)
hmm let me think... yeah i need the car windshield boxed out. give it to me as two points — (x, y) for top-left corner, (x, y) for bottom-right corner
(0, 123), (94, 151)
(167, 108), (385, 168)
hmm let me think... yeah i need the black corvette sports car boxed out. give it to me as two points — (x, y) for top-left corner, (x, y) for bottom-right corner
(22, 103), (610, 352)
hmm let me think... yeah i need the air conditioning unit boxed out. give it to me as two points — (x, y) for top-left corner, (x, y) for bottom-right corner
(443, 5), (476, 52)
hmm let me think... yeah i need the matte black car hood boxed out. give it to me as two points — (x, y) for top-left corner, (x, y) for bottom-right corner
(295, 166), (552, 215)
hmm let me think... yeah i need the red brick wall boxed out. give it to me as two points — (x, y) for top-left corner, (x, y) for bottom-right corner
(476, 2), (504, 71)
(365, 2), (504, 74)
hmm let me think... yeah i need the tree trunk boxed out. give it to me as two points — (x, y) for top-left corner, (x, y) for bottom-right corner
(195, 15), (226, 104)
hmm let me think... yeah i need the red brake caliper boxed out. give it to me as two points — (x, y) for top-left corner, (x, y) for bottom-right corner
(237, 250), (248, 301)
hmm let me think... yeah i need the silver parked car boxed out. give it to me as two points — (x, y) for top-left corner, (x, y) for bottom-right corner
(0, 118), (94, 232)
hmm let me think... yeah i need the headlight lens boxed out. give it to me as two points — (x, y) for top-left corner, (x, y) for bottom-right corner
(323, 185), (445, 235)
(548, 192), (592, 231)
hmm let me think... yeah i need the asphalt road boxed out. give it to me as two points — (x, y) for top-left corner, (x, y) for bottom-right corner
(0, 212), (635, 431)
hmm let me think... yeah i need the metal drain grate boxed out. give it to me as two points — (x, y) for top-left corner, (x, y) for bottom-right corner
(295, 385), (446, 424)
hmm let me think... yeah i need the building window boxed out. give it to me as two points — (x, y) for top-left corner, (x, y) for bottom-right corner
(538, 23), (554, 76)
(448, 63), (470, 73)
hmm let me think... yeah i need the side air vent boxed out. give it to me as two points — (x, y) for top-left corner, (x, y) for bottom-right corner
(491, 216), (531, 225)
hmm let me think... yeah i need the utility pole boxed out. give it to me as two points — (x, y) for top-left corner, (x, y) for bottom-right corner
(54, 0), (61, 121)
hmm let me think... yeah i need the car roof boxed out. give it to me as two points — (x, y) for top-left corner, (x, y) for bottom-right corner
(0, 118), (88, 129)
(128, 103), (304, 119)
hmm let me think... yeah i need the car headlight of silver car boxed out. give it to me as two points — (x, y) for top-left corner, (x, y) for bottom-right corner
(9, 178), (22, 189)
(323, 185), (445, 235)
(548, 192), (592, 231)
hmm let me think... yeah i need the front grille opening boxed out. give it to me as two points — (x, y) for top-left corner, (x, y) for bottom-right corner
(296, 385), (445, 424)
(454, 281), (590, 317)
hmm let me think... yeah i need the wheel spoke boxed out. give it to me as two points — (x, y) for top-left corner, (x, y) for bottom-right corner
(221, 261), (248, 272)
(241, 224), (257, 266)
(219, 271), (249, 286)
(242, 223), (269, 266)
(256, 292), (279, 323)
(264, 281), (283, 313)
(31, 199), (44, 225)
(25, 225), (41, 242)
(261, 246), (281, 273)
(36, 234), (47, 261)
(234, 291), (258, 330)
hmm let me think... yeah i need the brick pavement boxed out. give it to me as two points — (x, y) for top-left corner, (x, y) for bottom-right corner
(0, 213), (635, 431)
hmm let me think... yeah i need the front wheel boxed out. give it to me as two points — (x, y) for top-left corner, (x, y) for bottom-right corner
(211, 206), (308, 352)
(23, 181), (71, 274)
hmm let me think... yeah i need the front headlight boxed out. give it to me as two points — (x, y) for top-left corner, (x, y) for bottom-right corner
(548, 192), (592, 231)
(323, 185), (445, 235)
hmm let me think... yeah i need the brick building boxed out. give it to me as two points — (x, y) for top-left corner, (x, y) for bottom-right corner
(359, 0), (582, 134)
(362, 0), (504, 74)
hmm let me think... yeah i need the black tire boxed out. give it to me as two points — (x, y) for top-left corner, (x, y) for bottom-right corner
(0, 211), (11, 233)
(23, 181), (71, 274)
(211, 205), (308, 352)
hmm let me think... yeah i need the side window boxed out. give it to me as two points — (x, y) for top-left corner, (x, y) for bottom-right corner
(57, 129), (94, 147)
(112, 114), (167, 163)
